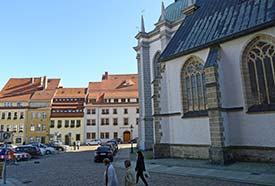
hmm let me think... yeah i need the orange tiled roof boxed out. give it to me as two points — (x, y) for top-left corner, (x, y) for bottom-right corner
(30, 89), (57, 101)
(88, 73), (138, 100)
(55, 88), (87, 98)
(0, 77), (60, 102)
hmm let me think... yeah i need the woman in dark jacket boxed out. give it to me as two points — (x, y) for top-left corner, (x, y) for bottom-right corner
(135, 151), (149, 186)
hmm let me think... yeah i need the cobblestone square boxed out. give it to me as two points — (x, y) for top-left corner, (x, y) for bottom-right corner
(5, 146), (260, 186)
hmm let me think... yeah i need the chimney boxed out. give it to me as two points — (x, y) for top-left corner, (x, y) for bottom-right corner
(40, 77), (44, 86)
(31, 77), (35, 84)
(183, 0), (198, 16)
(43, 76), (48, 89)
(102, 72), (108, 80)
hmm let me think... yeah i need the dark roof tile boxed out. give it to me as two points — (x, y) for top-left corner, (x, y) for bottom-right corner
(161, 0), (275, 62)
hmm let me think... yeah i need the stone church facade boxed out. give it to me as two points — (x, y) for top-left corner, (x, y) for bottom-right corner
(135, 0), (275, 164)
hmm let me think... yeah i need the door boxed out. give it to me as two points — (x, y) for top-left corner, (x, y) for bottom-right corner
(65, 135), (70, 145)
(123, 131), (130, 142)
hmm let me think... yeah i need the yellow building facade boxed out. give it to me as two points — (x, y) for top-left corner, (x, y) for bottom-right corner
(0, 102), (28, 145)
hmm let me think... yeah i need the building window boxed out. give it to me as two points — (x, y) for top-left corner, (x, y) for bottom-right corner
(42, 124), (47, 131)
(36, 136), (41, 143)
(136, 118), (139, 125)
(100, 132), (104, 139)
(87, 119), (91, 126)
(0, 125), (4, 131)
(113, 108), (117, 114)
(76, 134), (80, 141)
(136, 108), (139, 114)
(124, 118), (128, 125)
(50, 120), (55, 128)
(91, 109), (96, 114)
(87, 109), (91, 114)
(113, 132), (118, 139)
(124, 108), (128, 114)
(242, 35), (275, 112)
(13, 112), (18, 120)
(13, 124), (17, 132)
(1, 112), (5, 119)
(57, 120), (62, 128)
(70, 120), (75, 128)
(101, 118), (109, 125)
(17, 102), (22, 107)
(20, 112), (24, 119)
(87, 133), (92, 139)
(105, 132), (109, 139)
(15, 137), (22, 144)
(181, 57), (207, 115)
(19, 124), (24, 133)
(65, 120), (69, 128)
(7, 112), (11, 120)
(114, 99), (118, 103)
(37, 112), (42, 119)
(153, 51), (161, 80)
(113, 118), (118, 126)
(91, 119), (96, 126)
(36, 124), (41, 131)
(102, 109), (109, 115)
(92, 132), (96, 139)
(30, 124), (35, 132)
(31, 112), (36, 119)
(76, 120), (81, 128)
(42, 112), (47, 119)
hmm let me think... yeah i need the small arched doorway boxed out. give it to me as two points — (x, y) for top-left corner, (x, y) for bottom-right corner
(123, 131), (131, 142)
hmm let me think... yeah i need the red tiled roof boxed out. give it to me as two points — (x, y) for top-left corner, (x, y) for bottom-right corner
(88, 73), (138, 100)
(55, 88), (87, 98)
(0, 77), (60, 102)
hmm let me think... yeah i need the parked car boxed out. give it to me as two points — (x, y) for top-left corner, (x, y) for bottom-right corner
(15, 145), (41, 158)
(28, 142), (56, 155)
(0, 148), (30, 161)
(101, 142), (117, 155)
(106, 140), (118, 151)
(40, 144), (56, 154)
(94, 146), (113, 162)
(47, 143), (70, 152)
(0, 144), (17, 150)
(86, 139), (102, 146)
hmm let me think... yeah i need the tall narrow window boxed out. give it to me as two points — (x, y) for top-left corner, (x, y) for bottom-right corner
(242, 35), (275, 112)
(181, 58), (207, 115)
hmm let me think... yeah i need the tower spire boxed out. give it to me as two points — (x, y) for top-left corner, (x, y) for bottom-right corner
(160, 1), (166, 21)
(141, 15), (145, 33)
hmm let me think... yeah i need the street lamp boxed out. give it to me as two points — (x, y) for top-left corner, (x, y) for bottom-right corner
(130, 124), (134, 153)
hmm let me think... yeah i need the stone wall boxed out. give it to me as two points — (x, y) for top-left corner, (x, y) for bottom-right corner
(230, 146), (275, 163)
(154, 143), (210, 159)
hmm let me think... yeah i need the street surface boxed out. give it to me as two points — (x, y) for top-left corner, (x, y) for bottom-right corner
(6, 145), (260, 186)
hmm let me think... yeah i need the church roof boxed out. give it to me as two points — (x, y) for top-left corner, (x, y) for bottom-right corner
(165, 0), (188, 22)
(160, 0), (275, 62)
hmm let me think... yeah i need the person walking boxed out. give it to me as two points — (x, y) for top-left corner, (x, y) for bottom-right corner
(124, 160), (136, 186)
(103, 158), (118, 186)
(135, 151), (149, 186)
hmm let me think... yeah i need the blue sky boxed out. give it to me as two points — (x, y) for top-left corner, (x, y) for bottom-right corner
(0, 0), (174, 88)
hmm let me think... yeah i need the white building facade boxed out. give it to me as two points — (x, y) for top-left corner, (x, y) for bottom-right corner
(137, 0), (275, 163)
(134, 0), (188, 150)
(85, 73), (139, 143)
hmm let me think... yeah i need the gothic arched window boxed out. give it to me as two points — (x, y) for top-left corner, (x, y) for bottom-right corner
(181, 58), (207, 115)
(242, 35), (275, 112)
(153, 51), (161, 80)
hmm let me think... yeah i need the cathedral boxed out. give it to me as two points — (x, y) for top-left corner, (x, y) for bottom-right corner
(135, 0), (275, 164)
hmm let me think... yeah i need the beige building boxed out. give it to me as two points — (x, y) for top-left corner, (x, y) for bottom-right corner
(26, 78), (60, 144)
(0, 77), (57, 145)
(50, 88), (87, 145)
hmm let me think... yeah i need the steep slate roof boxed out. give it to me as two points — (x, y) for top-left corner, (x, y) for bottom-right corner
(161, 0), (275, 62)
